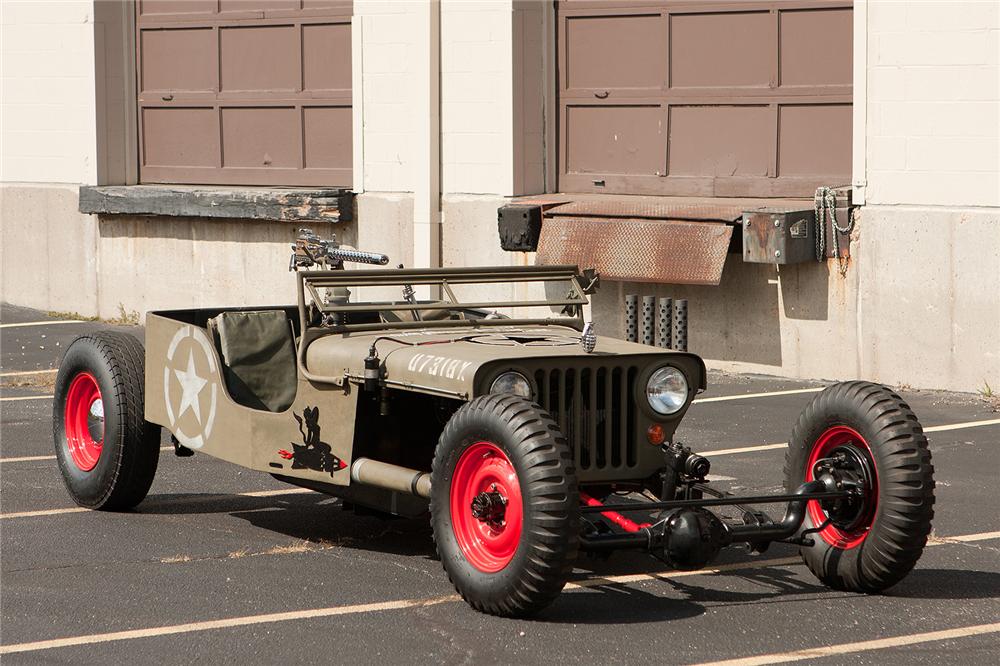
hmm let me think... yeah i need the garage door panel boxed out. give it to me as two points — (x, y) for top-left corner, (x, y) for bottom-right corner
(220, 25), (298, 92)
(668, 106), (771, 177)
(557, 1), (852, 197)
(140, 28), (215, 92)
(564, 14), (666, 90)
(139, 0), (215, 17)
(301, 0), (352, 9)
(669, 12), (772, 89)
(137, 1), (352, 186)
(780, 8), (852, 87)
(302, 22), (351, 92)
(220, 0), (299, 12)
(221, 107), (300, 168)
(565, 105), (665, 176)
(304, 106), (352, 169)
(142, 107), (218, 168)
(778, 104), (851, 177)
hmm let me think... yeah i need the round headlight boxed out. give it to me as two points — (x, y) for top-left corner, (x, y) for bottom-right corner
(490, 371), (532, 399)
(646, 366), (689, 415)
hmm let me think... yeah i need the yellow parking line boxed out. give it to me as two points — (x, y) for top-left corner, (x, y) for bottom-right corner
(694, 388), (824, 404)
(0, 595), (460, 656)
(689, 622), (1000, 666)
(2, 507), (91, 519)
(0, 320), (84, 329)
(705, 416), (1000, 458)
(706, 443), (789, 457)
(0, 530), (996, 656)
(0, 487), (315, 519)
(0, 368), (57, 377)
(0, 446), (175, 465)
(925, 418), (1000, 433)
(0, 395), (54, 402)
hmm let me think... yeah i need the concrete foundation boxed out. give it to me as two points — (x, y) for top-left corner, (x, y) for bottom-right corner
(1, 186), (997, 393)
(2, 184), (100, 316)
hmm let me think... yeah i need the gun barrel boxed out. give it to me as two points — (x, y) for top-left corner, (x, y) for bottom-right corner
(328, 247), (390, 266)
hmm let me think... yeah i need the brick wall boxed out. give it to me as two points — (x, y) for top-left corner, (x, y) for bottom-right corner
(0, 0), (98, 184)
(866, 0), (1000, 207)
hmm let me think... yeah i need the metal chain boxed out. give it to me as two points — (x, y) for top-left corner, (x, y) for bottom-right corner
(814, 188), (826, 261)
(814, 186), (855, 263)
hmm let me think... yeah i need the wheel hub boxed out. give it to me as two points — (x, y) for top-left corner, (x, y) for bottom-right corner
(813, 446), (875, 532)
(471, 488), (507, 526)
(449, 441), (524, 573)
(64, 372), (105, 472)
(806, 425), (879, 549)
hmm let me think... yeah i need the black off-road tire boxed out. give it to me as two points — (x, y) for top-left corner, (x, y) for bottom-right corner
(431, 395), (579, 617)
(785, 381), (934, 593)
(53, 331), (160, 510)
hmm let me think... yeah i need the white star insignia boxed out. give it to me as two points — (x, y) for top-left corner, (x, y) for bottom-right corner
(173, 350), (208, 423)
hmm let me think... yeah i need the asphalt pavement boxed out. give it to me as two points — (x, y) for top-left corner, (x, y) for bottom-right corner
(2, 302), (998, 664)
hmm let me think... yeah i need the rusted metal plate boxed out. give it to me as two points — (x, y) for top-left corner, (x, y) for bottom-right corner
(535, 217), (733, 286)
(544, 199), (746, 223)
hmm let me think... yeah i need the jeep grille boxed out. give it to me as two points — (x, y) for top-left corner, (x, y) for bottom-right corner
(534, 366), (639, 472)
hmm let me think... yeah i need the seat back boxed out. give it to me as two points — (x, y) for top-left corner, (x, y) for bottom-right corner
(209, 310), (297, 413)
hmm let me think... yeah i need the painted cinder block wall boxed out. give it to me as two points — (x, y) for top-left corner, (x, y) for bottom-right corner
(1, 0), (997, 393)
(0, 0), (100, 315)
(858, 0), (999, 391)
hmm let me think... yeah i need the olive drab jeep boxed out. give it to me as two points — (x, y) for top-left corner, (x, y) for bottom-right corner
(53, 229), (935, 617)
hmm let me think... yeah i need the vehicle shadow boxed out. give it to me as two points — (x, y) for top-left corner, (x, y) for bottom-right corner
(885, 568), (1000, 601)
(140, 491), (437, 557)
(139, 491), (335, 515)
(138, 492), (1000, 613)
(542, 583), (705, 624)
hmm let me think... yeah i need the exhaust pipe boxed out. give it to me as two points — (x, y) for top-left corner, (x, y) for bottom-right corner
(350, 457), (432, 498)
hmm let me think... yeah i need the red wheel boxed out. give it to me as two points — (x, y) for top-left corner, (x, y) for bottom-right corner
(805, 425), (878, 549)
(449, 441), (524, 573)
(54, 332), (160, 510)
(64, 372), (105, 471)
(787, 381), (934, 593)
(431, 395), (579, 617)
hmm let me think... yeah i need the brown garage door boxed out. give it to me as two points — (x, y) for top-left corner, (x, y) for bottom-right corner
(136, 0), (352, 187)
(557, 0), (852, 197)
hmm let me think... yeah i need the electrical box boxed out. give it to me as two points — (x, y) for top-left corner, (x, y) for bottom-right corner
(741, 208), (816, 265)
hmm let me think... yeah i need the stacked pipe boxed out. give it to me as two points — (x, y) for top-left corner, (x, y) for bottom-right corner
(625, 294), (688, 352)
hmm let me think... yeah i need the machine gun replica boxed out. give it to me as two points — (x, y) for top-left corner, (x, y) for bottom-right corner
(289, 228), (390, 271)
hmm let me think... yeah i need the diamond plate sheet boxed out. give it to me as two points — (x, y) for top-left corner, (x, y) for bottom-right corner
(535, 217), (733, 285)
(544, 200), (746, 223)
